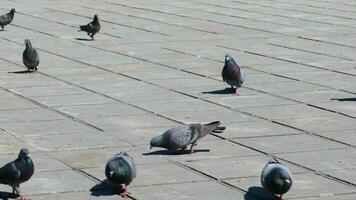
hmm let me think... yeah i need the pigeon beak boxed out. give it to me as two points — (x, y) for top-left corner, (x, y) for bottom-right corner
(284, 179), (291, 185)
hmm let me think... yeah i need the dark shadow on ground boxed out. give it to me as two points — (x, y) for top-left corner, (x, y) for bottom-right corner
(90, 180), (121, 197)
(244, 186), (275, 200)
(202, 87), (236, 95)
(331, 98), (356, 101)
(0, 191), (17, 200)
(75, 37), (93, 41)
(8, 70), (30, 74)
(143, 149), (210, 155)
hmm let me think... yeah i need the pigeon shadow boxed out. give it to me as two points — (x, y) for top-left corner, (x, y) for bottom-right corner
(90, 180), (122, 197)
(7, 70), (30, 74)
(143, 149), (210, 156)
(0, 191), (17, 200)
(75, 37), (94, 41)
(331, 97), (356, 102)
(202, 87), (236, 95)
(244, 187), (275, 200)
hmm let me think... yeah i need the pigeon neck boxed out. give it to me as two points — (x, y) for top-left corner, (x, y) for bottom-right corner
(26, 43), (33, 49)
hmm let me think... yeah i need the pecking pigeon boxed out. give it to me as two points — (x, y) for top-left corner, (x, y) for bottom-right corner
(0, 148), (34, 200)
(78, 14), (101, 40)
(0, 8), (15, 31)
(150, 121), (225, 153)
(261, 158), (292, 200)
(23, 39), (39, 72)
(105, 152), (136, 198)
(222, 54), (246, 96)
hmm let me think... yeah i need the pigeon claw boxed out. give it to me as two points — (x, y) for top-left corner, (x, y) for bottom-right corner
(119, 187), (130, 198)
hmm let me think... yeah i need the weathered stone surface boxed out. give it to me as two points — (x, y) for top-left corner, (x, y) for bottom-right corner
(0, 0), (355, 199)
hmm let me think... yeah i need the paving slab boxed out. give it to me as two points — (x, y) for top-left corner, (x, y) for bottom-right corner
(225, 173), (356, 199)
(0, 0), (356, 199)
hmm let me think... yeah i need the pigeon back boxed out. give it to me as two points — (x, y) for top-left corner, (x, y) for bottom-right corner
(0, 11), (14, 27)
(23, 47), (39, 69)
(261, 161), (292, 195)
(166, 125), (198, 150)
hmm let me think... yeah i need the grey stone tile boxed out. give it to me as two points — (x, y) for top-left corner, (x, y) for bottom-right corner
(277, 148), (356, 171)
(208, 95), (296, 108)
(278, 115), (356, 132)
(182, 156), (306, 180)
(219, 120), (301, 139)
(83, 114), (178, 131)
(234, 134), (347, 154)
(130, 181), (246, 200)
(0, 130), (39, 154)
(32, 93), (116, 107)
(22, 132), (131, 151)
(49, 147), (169, 169)
(225, 173), (356, 199)
(0, 119), (95, 137)
(83, 162), (209, 187)
(16, 170), (96, 195)
(317, 130), (356, 146)
(55, 103), (147, 118)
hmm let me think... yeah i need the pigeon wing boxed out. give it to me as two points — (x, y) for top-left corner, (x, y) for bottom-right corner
(0, 162), (21, 185)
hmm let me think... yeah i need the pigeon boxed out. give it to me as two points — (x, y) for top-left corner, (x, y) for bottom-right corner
(0, 8), (15, 31)
(23, 39), (39, 72)
(261, 158), (292, 200)
(105, 152), (136, 198)
(0, 148), (34, 200)
(78, 14), (101, 40)
(150, 121), (225, 153)
(222, 54), (246, 96)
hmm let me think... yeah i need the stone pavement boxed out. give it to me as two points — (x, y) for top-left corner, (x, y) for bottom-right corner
(0, 0), (355, 199)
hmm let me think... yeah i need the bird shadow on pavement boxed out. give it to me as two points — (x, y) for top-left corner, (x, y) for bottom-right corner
(142, 149), (210, 156)
(90, 180), (121, 197)
(331, 97), (356, 101)
(7, 70), (30, 74)
(244, 187), (275, 200)
(75, 37), (93, 41)
(202, 87), (236, 95)
(0, 191), (17, 200)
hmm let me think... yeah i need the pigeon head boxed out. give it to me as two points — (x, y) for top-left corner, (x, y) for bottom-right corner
(18, 148), (30, 158)
(225, 54), (233, 63)
(10, 8), (15, 13)
(24, 39), (31, 45)
(94, 14), (99, 21)
(18, 148), (33, 166)
(150, 134), (165, 149)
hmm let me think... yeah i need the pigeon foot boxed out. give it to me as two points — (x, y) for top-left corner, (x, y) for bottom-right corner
(189, 143), (197, 154)
(232, 92), (240, 96)
(20, 195), (29, 200)
(119, 187), (130, 198)
(279, 194), (283, 200)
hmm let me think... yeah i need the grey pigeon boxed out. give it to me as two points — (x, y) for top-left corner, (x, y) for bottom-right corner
(23, 39), (39, 72)
(222, 54), (246, 96)
(78, 14), (101, 40)
(0, 8), (15, 31)
(0, 148), (34, 200)
(105, 152), (136, 198)
(150, 121), (225, 153)
(261, 158), (292, 200)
